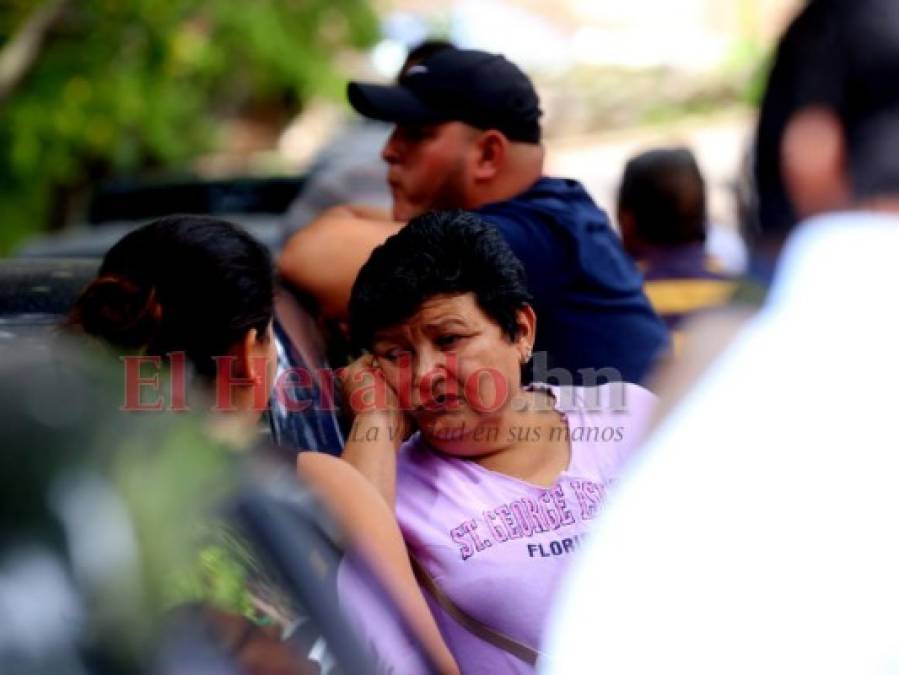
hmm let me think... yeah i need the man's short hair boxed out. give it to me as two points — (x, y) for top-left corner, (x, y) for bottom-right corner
(349, 210), (532, 352)
(755, 0), (899, 241)
(347, 48), (542, 143)
(618, 147), (707, 246)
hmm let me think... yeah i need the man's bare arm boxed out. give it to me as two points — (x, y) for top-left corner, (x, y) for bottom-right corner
(278, 206), (402, 322)
(335, 203), (394, 221)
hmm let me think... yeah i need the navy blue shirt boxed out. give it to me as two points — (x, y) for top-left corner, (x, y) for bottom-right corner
(476, 177), (669, 384)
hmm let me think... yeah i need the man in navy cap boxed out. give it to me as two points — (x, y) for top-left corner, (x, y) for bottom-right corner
(280, 48), (668, 385)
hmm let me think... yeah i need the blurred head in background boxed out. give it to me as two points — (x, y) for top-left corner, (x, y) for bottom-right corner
(618, 146), (708, 259)
(617, 146), (735, 346)
(754, 0), (899, 250)
(68, 215), (275, 424)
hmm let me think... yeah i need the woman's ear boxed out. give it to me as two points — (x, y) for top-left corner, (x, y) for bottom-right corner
(233, 327), (266, 384)
(781, 106), (851, 219)
(514, 304), (537, 362)
(472, 130), (508, 181)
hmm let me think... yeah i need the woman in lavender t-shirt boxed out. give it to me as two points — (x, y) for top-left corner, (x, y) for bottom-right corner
(339, 211), (657, 673)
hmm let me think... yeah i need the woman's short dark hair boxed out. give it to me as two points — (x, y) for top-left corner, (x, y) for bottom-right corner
(349, 210), (532, 351)
(68, 215), (274, 378)
(755, 0), (899, 242)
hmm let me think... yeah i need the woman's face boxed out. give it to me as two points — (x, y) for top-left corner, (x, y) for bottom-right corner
(371, 293), (535, 456)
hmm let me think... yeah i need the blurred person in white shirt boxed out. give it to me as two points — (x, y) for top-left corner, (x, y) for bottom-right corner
(543, 1), (899, 673)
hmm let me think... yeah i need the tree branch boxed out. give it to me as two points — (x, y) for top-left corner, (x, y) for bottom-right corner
(0, 0), (72, 105)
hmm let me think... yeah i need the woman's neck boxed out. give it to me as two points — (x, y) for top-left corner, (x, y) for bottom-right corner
(473, 389), (570, 487)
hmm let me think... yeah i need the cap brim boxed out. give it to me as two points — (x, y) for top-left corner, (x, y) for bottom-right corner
(347, 82), (446, 125)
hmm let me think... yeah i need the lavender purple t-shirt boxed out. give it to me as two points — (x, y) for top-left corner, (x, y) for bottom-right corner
(395, 383), (657, 673)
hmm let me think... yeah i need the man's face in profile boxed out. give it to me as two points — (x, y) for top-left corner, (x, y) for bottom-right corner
(381, 121), (476, 221)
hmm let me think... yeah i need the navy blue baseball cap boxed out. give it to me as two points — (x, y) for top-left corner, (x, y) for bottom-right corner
(348, 48), (542, 143)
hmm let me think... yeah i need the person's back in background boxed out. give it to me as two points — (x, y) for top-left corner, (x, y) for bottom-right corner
(280, 48), (669, 385)
(618, 147), (736, 352)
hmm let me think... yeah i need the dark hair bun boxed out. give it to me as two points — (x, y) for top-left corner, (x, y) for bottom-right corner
(73, 275), (162, 349)
(66, 216), (274, 379)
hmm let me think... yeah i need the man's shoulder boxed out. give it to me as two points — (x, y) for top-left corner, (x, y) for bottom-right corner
(479, 176), (589, 212)
(476, 176), (608, 229)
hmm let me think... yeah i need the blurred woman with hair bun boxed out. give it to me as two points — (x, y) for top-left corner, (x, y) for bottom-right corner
(68, 214), (277, 430)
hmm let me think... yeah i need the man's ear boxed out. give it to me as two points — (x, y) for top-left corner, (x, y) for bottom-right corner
(472, 130), (508, 181)
(781, 106), (851, 219)
(514, 304), (537, 360)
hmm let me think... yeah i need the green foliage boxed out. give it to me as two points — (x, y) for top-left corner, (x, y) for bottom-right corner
(0, 0), (379, 253)
(170, 537), (257, 621)
(741, 47), (774, 108)
(115, 418), (294, 628)
(112, 416), (239, 619)
(718, 36), (772, 107)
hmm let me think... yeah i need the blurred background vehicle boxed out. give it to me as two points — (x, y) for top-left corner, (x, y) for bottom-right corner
(0, 257), (96, 348)
(17, 176), (306, 258)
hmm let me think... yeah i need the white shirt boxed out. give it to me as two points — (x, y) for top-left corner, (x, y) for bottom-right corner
(542, 212), (899, 675)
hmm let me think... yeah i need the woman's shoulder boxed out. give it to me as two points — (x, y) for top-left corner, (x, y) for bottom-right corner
(535, 382), (658, 480)
(533, 382), (657, 418)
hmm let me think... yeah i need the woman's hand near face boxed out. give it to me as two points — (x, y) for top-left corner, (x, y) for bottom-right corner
(341, 354), (411, 442)
(339, 354), (412, 508)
